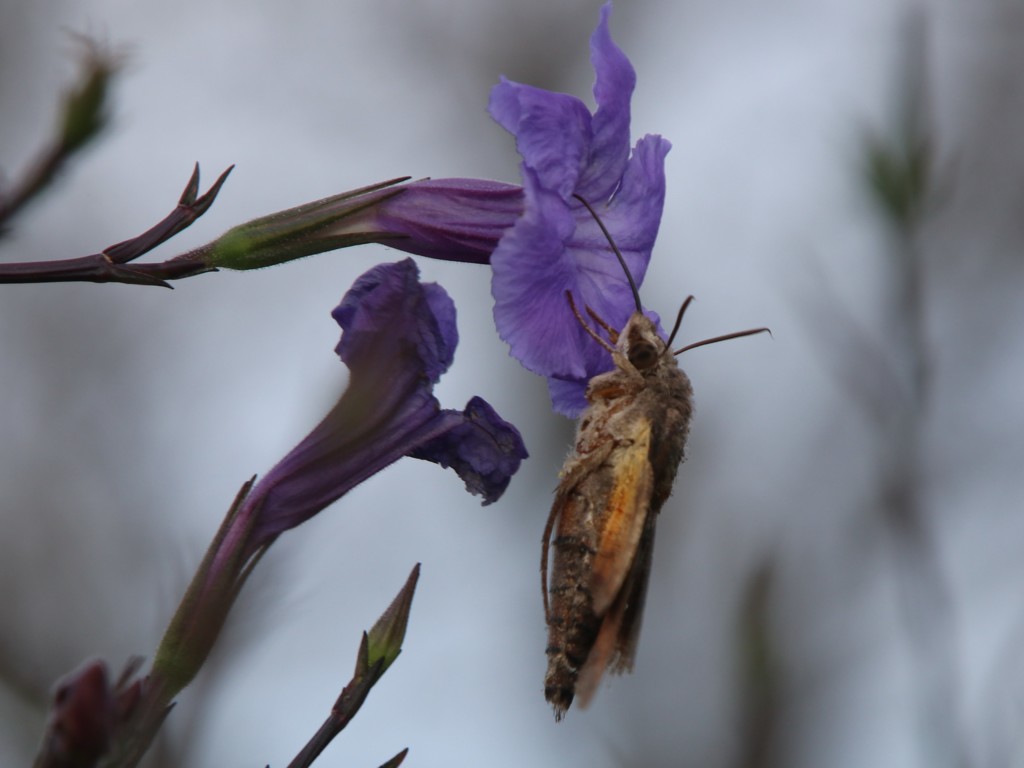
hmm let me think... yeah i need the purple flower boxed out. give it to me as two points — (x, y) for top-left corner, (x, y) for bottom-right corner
(488, 3), (671, 417)
(243, 257), (527, 551)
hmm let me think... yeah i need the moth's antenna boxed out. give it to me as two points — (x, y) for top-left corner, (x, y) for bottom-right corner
(573, 194), (643, 312)
(675, 327), (772, 356)
(584, 305), (619, 343)
(566, 291), (616, 354)
(665, 296), (695, 349)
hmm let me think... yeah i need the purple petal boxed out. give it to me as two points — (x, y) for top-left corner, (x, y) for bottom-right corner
(575, 2), (636, 202)
(489, 80), (593, 199)
(546, 377), (588, 419)
(409, 396), (529, 505)
(594, 134), (672, 258)
(491, 169), (591, 381)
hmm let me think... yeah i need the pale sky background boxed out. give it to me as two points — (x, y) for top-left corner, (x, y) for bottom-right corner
(2, 1), (1024, 767)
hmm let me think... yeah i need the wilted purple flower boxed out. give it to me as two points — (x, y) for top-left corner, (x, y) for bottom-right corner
(488, 3), (671, 416)
(243, 257), (527, 550)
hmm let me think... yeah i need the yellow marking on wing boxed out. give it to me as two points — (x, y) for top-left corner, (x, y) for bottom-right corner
(589, 418), (653, 615)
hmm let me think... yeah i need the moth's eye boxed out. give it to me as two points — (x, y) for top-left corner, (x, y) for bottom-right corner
(629, 340), (659, 370)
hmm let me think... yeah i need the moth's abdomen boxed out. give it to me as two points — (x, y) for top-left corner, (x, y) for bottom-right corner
(544, 489), (601, 719)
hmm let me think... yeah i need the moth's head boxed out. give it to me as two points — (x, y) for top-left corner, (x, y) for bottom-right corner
(620, 312), (667, 372)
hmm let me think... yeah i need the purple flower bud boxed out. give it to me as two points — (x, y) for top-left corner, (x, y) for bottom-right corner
(202, 177), (522, 271)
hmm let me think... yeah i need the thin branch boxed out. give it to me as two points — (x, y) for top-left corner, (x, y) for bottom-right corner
(0, 164), (232, 287)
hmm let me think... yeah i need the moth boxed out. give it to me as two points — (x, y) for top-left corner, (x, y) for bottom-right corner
(542, 198), (767, 720)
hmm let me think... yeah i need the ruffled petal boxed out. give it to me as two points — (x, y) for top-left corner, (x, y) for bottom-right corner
(575, 3), (636, 202)
(491, 169), (592, 381)
(489, 80), (592, 199)
(592, 134), (671, 261)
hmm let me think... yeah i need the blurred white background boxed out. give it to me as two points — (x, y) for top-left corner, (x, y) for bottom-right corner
(2, 0), (1023, 766)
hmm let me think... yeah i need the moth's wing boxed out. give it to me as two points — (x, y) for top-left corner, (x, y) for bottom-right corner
(542, 439), (616, 621)
(541, 497), (561, 622)
(588, 418), (654, 616)
(608, 510), (657, 674)
(574, 511), (657, 707)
